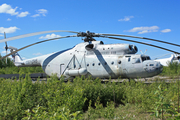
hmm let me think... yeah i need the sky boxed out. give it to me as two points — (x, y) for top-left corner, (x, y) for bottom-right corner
(0, 0), (179, 60)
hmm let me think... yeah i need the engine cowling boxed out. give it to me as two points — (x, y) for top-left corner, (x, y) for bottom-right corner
(130, 45), (138, 54)
(85, 44), (94, 51)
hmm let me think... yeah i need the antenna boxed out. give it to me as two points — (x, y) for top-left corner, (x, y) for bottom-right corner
(144, 49), (147, 54)
(140, 49), (147, 54)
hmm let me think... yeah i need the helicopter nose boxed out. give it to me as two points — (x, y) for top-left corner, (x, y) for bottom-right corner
(143, 61), (163, 76)
(156, 62), (163, 73)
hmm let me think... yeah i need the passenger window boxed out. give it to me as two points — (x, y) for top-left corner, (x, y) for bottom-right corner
(128, 58), (131, 62)
(150, 64), (154, 66)
(118, 61), (121, 64)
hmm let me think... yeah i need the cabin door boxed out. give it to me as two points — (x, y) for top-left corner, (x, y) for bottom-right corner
(122, 56), (131, 78)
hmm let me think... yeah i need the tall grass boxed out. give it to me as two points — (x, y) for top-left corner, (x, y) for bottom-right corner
(0, 74), (180, 119)
(160, 62), (180, 76)
(0, 66), (44, 74)
(0, 61), (179, 119)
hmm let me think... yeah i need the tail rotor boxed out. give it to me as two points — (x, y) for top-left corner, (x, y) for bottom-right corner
(4, 32), (8, 64)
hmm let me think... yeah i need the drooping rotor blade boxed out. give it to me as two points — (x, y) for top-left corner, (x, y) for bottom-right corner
(0, 35), (77, 60)
(154, 53), (171, 60)
(0, 30), (78, 43)
(100, 33), (180, 47)
(105, 36), (180, 54)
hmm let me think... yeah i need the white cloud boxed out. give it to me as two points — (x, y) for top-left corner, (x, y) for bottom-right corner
(126, 26), (159, 34)
(0, 3), (29, 17)
(0, 26), (19, 33)
(161, 29), (171, 33)
(0, 34), (3, 37)
(1, 50), (10, 54)
(0, 3), (18, 15)
(31, 14), (40, 18)
(31, 9), (48, 18)
(8, 56), (13, 59)
(33, 52), (43, 56)
(7, 18), (11, 21)
(38, 9), (47, 16)
(17, 11), (29, 17)
(118, 16), (134, 21)
(39, 33), (61, 39)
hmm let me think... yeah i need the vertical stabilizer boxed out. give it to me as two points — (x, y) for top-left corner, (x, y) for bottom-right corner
(170, 54), (175, 62)
(173, 54), (180, 63)
(8, 46), (24, 66)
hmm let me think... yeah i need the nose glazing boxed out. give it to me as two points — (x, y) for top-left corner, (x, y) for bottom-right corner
(156, 62), (163, 73)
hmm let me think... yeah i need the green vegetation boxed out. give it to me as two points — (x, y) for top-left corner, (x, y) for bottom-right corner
(0, 66), (44, 74)
(160, 62), (180, 76)
(0, 55), (44, 74)
(0, 74), (180, 119)
(0, 55), (15, 68)
(0, 58), (179, 119)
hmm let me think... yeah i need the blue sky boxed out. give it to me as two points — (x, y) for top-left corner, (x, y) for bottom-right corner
(0, 0), (179, 60)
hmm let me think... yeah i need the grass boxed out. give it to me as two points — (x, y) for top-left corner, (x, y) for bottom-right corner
(83, 103), (160, 120)
(0, 62), (179, 119)
(0, 76), (180, 119)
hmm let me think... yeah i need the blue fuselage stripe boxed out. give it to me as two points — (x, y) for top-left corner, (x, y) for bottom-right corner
(42, 48), (71, 71)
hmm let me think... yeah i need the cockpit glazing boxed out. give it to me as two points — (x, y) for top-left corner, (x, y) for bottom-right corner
(141, 56), (151, 62)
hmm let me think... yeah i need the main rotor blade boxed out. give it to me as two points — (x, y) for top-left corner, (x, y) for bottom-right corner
(105, 36), (180, 54)
(0, 30), (78, 43)
(100, 33), (180, 47)
(0, 35), (77, 60)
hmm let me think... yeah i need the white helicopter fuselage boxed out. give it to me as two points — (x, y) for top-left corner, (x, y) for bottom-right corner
(13, 41), (163, 79)
(155, 54), (180, 66)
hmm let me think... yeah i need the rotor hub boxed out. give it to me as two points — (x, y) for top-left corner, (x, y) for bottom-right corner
(77, 31), (100, 42)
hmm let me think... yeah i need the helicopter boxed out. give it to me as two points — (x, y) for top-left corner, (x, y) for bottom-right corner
(154, 54), (180, 66)
(0, 30), (179, 79)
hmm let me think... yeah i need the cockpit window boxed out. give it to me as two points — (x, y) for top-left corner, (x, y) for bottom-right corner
(141, 56), (151, 62)
(134, 58), (141, 63)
